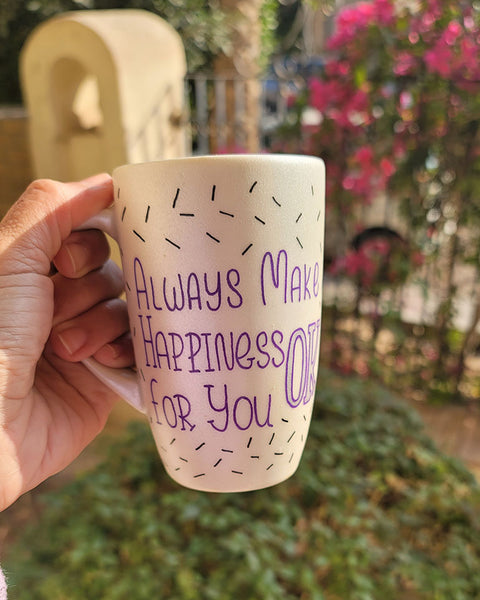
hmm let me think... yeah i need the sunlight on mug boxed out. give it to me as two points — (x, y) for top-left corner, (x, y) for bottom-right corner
(83, 154), (325, 492)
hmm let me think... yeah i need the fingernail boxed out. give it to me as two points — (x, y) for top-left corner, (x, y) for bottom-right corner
(64, 242), (89, 275)
(57, 327), (88, 355)
(103, 343), (121, 360)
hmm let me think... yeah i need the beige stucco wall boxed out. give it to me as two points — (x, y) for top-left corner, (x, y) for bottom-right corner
(20, 9), (188, 182)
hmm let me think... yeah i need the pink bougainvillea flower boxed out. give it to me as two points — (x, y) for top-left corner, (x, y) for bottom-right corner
(355, 145), (375, 168)
(425, 41), (453, 77)
(325, 60), (351, 78)
(328, 2), (376, 49)
(459, 37), (480, 79)
(444, 20), (463, 45)
(399, 90), (414, 110)
(375, 0), (394, 25)
(394, 51), (417, 76)
(380, 157), (396, 178)
(356, 1), (376, 23)
(309, 79), (350, 112)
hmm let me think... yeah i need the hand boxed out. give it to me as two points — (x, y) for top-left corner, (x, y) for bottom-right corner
(0, 174), (134, 511)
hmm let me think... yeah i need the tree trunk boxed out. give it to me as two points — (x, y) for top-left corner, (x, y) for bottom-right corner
(213, 0), (263, 153)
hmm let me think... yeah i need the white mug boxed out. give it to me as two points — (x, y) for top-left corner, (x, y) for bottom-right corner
(83, 154), (325, 492)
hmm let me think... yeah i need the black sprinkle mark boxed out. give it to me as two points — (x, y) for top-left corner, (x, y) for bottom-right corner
(289, 453), (294, 464)
(195, 442), (206, 451)
(213, 458), (222, 467)
(117, 188), (121, 199)
(242, 243), (253, 256)
(121, 206), (126, 221)
(172, 188), (180, 208)
(303, 415), (307, 422)
(160, 446), (167, 452)
(133, 230), (145, 242)
(317, 210), (321, 222)
(250, 455), (260, 459)
(165, 238), (181, 249)
(211, 185), (216, 201)
(296, 213), (303, 223)
(145, 205), (150, 223)
(170, 438), (176, 445)
(180, 457), (188, 463)
(312, 185), (314, 195)
(221, 448), (233, 453)
(219, 210), (234, 218)
(255, 216), (266, 225)
(274, 452), (284, 456)
(247, 437), (252, 448)
(206, 232), (220, 243)
(232, 470), (243, 475)
(194, 473), (206, 478)
(175, 467), (180, 471)
(249, 181), (257, 193)
(287, 431), (296, 443)
(296, 237), (303, 249)
(269, 433), (275, 445)
(180, 213), (195, 217)
(125, 281), (131, 292)
(281, 418), (289, 423)
(266, 464), (274, 471)
(272, 196), (281, 207)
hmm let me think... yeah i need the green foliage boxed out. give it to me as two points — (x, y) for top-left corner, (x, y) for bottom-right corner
(259, 0), (278, 71)
(0, 0), (231, 104)
(6, 370), (480, 599)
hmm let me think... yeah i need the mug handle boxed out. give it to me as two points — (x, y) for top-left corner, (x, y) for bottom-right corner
(76, 209), (146, 415)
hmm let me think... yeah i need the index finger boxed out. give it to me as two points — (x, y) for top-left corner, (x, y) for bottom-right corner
(0, 174), (113, 276)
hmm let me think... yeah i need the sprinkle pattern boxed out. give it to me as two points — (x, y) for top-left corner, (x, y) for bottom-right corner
(155, 407), (312, 481)
(116, 166), (323, 487)
(172, 188), (180, 208)
(121, 178), (322, 258)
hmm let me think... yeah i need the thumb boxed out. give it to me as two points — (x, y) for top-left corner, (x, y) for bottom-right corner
(0, 174), (113, 277)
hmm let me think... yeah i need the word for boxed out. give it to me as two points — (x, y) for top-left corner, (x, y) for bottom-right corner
(149, 381), (273, 433)
(133, 257), (243, 312)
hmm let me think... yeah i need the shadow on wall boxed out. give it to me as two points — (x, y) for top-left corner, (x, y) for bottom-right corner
(0, 107), (32, 214)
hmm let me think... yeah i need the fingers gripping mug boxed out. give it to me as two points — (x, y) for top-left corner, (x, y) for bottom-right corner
(83, 154), (325, 492)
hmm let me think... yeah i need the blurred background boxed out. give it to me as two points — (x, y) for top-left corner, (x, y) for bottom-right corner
(2, 1), (480, 598)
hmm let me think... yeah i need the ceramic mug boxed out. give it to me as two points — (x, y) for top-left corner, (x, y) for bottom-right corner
(82, 154), (325, 492)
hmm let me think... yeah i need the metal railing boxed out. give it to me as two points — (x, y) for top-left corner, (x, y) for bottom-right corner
(186, 74), (295, 154)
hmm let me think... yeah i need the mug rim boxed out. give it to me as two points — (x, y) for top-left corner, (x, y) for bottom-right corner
(112, 153), (324, 177)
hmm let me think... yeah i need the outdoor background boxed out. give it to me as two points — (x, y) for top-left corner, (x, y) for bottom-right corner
(2, 1), (480, 598)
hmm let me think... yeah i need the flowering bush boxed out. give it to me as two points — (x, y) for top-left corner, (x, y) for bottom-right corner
(330, 231), (421, 291)
(274, 0), (480, 249)
(271, 0), (480, 398)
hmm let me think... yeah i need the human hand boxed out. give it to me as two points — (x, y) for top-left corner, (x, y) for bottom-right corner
(0, 174), (134, 511)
